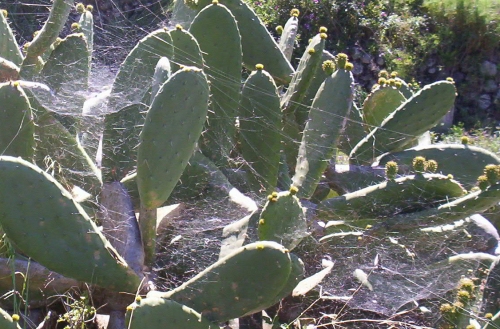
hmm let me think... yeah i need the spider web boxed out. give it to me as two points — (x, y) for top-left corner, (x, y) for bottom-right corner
(1, 1), (499, 328)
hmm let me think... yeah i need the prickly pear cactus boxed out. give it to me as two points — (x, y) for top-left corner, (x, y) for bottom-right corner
(137, 67), (209, 209)
(293, 57), (354, 199)
(190, 2), (242, 165)
(149, 241), (295, 323)
(239, 65), (282, 192)
(0, 82), (34, 160)
(351, 80), (457, 164)
(0, 9), (23, 66)
(126, 297), (216, 329)
(258, 188), (308, 250)
(0, 156), (141, 292)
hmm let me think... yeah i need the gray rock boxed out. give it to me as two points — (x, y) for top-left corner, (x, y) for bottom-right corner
(481, 60), (498, 77)
(352, 62), (364, 76)
(361, 53), (372, 64)
(376, 56), (385, 66)
(478, 94), (492, 110)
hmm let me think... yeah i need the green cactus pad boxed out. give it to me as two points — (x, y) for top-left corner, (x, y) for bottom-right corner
(395, 77), (413, 98)
(278, 15), (299, 62)
(0, 9), (23, 66)
(293, 68), (354, 199)
(126, 297), (216, 329)
(239, 68), (281, 192)
(0, 57), (20, 82)
(137, 67), (209, 209)
(151, 57), (171, 102)
(195, 0), (294, 84)
(377, 144), (500, 189)
(350, 81), (456, 164)
(20, 0), (73, 78)
(318, 173), (465, 221)
(0, 82), (35, 160)
(258, 190), (307, 250)
(377, 183), (500, 232)
(38, 33), (89, 113)
(362, 86), (406, 131)
(109, 29), (174, 111)
(149, 241), (293, 323)
(337, 102), (366, 156)
(282, 50), (335, 171)
(168, 27), (204, 72)
(281, 33), (326, 126)
(78, 8), (93, 67)
(31, 94), (102, 195)
(190, 3), (242, 166)
(0, 156), (141, 292)
(0, 308), (21, 329)
(102, 103), (146, 183)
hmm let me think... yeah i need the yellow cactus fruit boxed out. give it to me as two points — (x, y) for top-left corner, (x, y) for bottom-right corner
(271, 191), (278, 198)
(344, 62), (354, 71)
(308, 48), (315, 55)
(289, 185), (299, 195)
(259, 218), (265, 225)
(485, 313), (493, 319)
(320, 32), (327, 39)
(33, 30), (40, 38)
(484, 164), (499, 185)
(385, 161), (398, 180)
(457, 290), (471, 303)
(291, 8), (300, 17)
(390, 71), (398, 78)
(319, 26), (327, 33)
(322, 60), (335, 75)
(135, 296), (142, 303)
(439, 303), (454, 314)
(447, 174), (454, 180)
(126, 305), (135, 311)
(426, 159), (438, 173)
(378, 70), (389, 78)
(71, 22), (80, 31)
(461, 135), (470, 145)
(12, 81), (20, 88)
(86, 4), (93, 12)
(212, 0), (219, 4)
(394, 80), (402, 88)
(75, 3), (85, 14)
(276, 25), (283, 35)
(255, 63), (264, 70)
(1, 9), (8, 18)
(388, 78), (396, 87)
(446, 77), (455, 83)
(175, 24), (183, 30)
(378, 77), (387, 86)
(412, 156), (427, 173)
(23, 42), (31, 53)
(458, 278), (475, 293)
(336, 53), (348, 69)
(256, 243), (265, 250)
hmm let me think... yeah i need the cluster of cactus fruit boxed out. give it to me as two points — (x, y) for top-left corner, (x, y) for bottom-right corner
(1, 0), (500, 328)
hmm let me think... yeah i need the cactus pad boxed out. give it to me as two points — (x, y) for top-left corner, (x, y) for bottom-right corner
(149, 241), (293, 323)
(137, 67), (209, 209)
(0, 156), (141, 292)
(126, 297), (216, 329)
